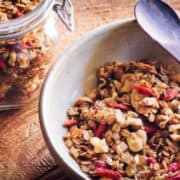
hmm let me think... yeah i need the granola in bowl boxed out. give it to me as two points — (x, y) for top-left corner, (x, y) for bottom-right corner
(63, 60), (180, 179)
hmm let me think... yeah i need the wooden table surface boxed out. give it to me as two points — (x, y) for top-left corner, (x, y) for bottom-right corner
(0, 0), (179, 179)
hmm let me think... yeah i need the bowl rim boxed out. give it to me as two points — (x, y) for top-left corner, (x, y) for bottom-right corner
(39, 17), (138, 179)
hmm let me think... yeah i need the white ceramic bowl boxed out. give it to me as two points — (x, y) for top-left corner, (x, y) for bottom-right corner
(40, 18), (179, 179)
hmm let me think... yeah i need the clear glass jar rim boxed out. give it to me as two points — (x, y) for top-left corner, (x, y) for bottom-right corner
(0, 0), (54, 38)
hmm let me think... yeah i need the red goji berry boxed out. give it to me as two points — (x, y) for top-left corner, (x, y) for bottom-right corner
(164, 89), (178, 101)
(0, 61), (6, 71)
(26, 40), (33, 46)
(108, 103), (130, 111)
(134, 84), (154, 96)
(9, 41), (27, 52)
(14, 11), (24, 18)
(63, 119), (77, 127)
(95, 124), (106, 137)
(145, 125), (156, 135)
(95, 160), (109, 169)
(168, 162), (180, 173)
(96, 168), (121, 179)
(147, 157), (157, 164)
(169, 174), (180, 180)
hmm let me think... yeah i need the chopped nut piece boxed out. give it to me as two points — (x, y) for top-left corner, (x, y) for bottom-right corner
(8, 51), (17, 67)
(127, 136), (143, 152)
(65, 139), (73, 148)
(105, 156), (113, 166)
(95, 107), (115, 125)
(142, 97), (159, 108)
(126, 159), (137, 177)
(116, 141), (128, 154)
(169, 124), (180, 141)
(71, 128), (83, 138)
(112, 122), (121, 132)
(126, 111), (138, 118)
(70, 147), (79, 159)
(120, 73), (138, 93)
(121, 152), (133, 163)
(74, 96), (93, 106)
(114, 109), (126, 126)
(156, 114), (170, 128)
(126, 130), (147, 152)
(126, 117), (143, 129)
(67, 107), (79, 116)
(90, 137), (109, 153)
(83, 131), (90, 141)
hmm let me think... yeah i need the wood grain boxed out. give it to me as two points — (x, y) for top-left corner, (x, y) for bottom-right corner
(0, 0), (179, 179)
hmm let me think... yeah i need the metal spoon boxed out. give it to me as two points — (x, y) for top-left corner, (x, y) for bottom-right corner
(135, 0), (180, 61)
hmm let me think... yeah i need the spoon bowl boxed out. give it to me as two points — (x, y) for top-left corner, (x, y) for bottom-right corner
(135, 0), (180, 61)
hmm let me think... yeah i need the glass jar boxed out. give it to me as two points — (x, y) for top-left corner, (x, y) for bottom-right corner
(0, 0), (73, 110)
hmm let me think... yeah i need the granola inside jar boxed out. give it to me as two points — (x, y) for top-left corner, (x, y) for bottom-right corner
(0, 0), (72, 107)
